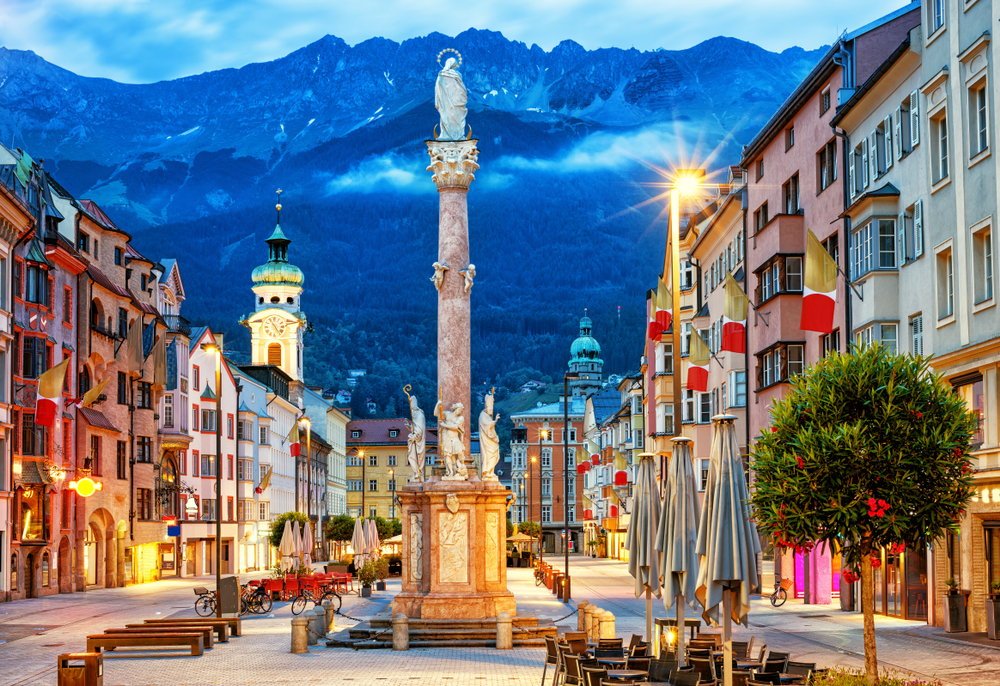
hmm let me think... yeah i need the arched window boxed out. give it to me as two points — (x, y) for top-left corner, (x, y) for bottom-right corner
(10, 553), (16, 591)
(270, 296), (280, 304)
(42, 552), (50, 587)
(161, 458), (178, 517)
(286, 297), (294, 304)
(258, 297), (264, 304)
(268, 343), (282, 366)
(80, 367), (91, 395)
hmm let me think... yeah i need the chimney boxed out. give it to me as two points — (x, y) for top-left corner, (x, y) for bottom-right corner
(215, 333), (224, 352)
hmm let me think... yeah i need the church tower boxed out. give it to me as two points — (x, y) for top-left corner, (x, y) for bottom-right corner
(243, 194), (306, 382)
(568, 312), (603, 396)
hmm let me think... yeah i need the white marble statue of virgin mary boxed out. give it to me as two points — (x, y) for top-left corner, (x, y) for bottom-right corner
(435, 57), (468, 141)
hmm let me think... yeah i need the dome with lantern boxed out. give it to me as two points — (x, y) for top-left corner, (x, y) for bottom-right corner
(252, 223), (305, 288)
(568, 315), (603, 366)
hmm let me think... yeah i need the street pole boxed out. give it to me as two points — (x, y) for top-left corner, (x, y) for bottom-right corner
(670, 186), (683, 447)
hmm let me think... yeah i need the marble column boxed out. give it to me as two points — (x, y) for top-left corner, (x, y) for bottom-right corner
(427, 139), (480, 462)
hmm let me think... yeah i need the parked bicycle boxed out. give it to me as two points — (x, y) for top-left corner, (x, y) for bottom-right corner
(194, 587), (217, 616)
(291, 581), (341, 615)
(770, 579), (791, 607)
(241, 583), (273, 615)
(533, 562), (545, 587)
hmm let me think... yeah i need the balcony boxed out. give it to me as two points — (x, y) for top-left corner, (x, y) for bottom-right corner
(163, 315), (192, 336)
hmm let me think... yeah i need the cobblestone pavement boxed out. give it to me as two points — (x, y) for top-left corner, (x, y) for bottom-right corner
(1, 557), (998, 685)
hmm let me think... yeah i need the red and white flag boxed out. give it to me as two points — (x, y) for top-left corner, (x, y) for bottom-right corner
(721, 271), (749, 353)
(801, 228), (839, 333)
(687, 331), (710, 392)
(647, 278), (672, 340)
(35, 359), (70, 426)
(288, 421), (300, 457)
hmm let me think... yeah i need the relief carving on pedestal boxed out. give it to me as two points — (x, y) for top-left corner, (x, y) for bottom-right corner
(485, 511), (499, 582)
(409, 513), (423, 582)
(438, 510), (468, 584)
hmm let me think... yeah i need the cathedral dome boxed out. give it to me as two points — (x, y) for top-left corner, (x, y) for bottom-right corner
(569, 315), (603, 367)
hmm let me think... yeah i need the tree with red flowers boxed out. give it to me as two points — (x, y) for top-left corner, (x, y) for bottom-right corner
(751, 344), (977, 682)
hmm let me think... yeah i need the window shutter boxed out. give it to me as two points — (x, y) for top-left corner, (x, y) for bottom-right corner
(849, 151), (857, 199)
(913, 315), (923, 355)
(897, 212), (906, 266)
(754, 278), (762, 305)
(894, 106), (903, 159)
(869, 131), (879, 182)
(861, 139), (869, 188)
(778, 347), (788, 381)
(884, 115), (893, 170)
(910, 90), (920, 148)
(778, 259), (787, 292)
(755, 362), (763, 390)
(914, 200), (924, 257)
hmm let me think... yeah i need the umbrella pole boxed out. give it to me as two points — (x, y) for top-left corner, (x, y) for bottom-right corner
(645, 588), (652, 644)
(676, 596), (686, 668)
(722, 591), (733, 686)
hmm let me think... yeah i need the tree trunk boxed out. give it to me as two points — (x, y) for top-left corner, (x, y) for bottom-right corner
(861, 554), (878, 683)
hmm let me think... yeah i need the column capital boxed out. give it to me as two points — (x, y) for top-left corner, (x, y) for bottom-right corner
(426, 139), (480, 191)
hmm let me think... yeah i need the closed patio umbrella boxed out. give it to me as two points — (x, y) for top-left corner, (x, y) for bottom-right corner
(654, 437), (701, 666)
(624, 453), (661, 642)
(278, 519), (295, 572)
(351, 517), (366, 568)
(302, 521), (314, 569)
(696, 415), (761, 686)
(367, 519), (380, 557)
(292, 520), (303, 571)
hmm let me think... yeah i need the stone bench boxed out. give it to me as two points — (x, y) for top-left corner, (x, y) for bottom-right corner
(143, 617), (241, 637)
(87, 632), (204, 656)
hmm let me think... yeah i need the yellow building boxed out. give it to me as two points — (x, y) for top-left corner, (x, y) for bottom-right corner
(346, 419), (437, 520)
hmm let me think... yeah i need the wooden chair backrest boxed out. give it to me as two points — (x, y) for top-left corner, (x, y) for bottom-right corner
(787, 661), (816, 676)
(580, 666), (608, 686)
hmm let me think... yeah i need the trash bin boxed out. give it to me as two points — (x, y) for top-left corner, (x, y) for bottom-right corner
(219, 576), (241, 615)
(58, 652), (103, 686)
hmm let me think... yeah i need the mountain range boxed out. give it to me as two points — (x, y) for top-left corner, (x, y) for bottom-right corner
(0, 29), (824, 412)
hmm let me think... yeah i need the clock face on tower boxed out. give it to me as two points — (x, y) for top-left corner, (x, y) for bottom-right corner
(262, 315), (287, 338)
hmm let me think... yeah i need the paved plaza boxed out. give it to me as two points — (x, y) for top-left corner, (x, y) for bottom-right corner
(1, 557), (999, 685)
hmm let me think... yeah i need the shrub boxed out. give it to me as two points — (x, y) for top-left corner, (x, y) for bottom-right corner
(325, 514), (355, 542)
(375, 556), (389, 580)
(357, 560), (378, 586)
(267, 511), (310, 549)
(518, 521), (540, 538)
(812, 668), (942, 686)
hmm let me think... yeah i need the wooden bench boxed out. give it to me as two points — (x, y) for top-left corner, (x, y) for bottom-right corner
(143, 617), (242, 637)
(87, 632), (204, 656)
(109, 625), (214, 649)
(127, 622), (228, 643)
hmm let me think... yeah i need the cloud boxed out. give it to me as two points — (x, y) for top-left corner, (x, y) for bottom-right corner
(0, 0), (910, 83)
(323, 153), (434, 194)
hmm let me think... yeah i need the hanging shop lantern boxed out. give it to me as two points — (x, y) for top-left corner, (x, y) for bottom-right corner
(68, 477), (103, 498)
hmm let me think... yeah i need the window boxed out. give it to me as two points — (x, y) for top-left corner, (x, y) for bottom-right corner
(818, 140), (837, 191)
(136, 382), (152, 409)
(955, 376), (984, 447)
(932, 112), (949, 183)
(267, 343), (281, 366)
(201, 409), (217, 432)
(259, 502), (270, 521)
(699, 459), (710, 492)
(21, 336), (47, 379)
(849, 221), (873, 278)
(973, 224), (994, 304)
(729, 371), (747, 407)
(368, 454), (377, 467)
(541, 449), (552, 468)
(25, 265), (49, 306)
(928, 0), (944, 35)
(161, 394), (173, 428)
(755, 255), (802, 303)
(541, 506), (552, 523)
(136, 436), (152, 463)
(969, 81), (989, 158)
(541, 478), (551, 496)
(348, 480), (362, 491)
(117, 441), (127, 479)
(910, 315), (924, 355)
(698, 393), (711, 424)
(369, 479), (378, 492)
(785, 126), (794, 150)
(63, 286), (72, 324)
(202, 498), (216, 521)
(370, 506), (378, 518)
(227, 497), (234, 522)
(88, 435), (102, 476)
(389, 429), (398, 438)
(822, 330), (840, 357)
(21, 413), (47, 457)
(192, 450), (199, 476)
(237, 459), (252, 480)
(681, 322), (691, 356)
(682, 389), (695, 423)
(755, 158), (763, 181)
(388, 454), (397, 467)
(782, 174), (799, 214)
(680, 260), (694, 290)
(117, 308), (128, 338)
(227, 415), (234, 439)
(820, 87), (831, 114)
(388, 479), (396, 492)
(785, 257), (803, 292)
(938, 247), (955, 320)
(114, 247), (123, 266)
(137, 488), (152, 520)
(193, 366), (200, 390)
(947, 530), (962, 589)
(260, 426), (269, 444)
(785, 344), (803, 376)
(227, 455), (233, 480)
(880, 324), (898, 353)
(78, 232), (90, 253)
(237, 419), (252, 441)
(753, 203), (768, 234)
(42, 552), (50, 587)
(657, 403), (674, 435)
(351, 430), (360, 438)
(878, 219), (896, 269)
(347, 454), (362, 466)
(201, 454), (217, 477)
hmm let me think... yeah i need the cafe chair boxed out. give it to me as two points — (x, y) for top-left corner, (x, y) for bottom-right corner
(731, 641), (750, 659)
(750, 672), (783, 685)
(672, 672), (702, 686)
(731, 670), (755, 686)
(563, 653), (584, 685)
(688, 657), (718, 685)
(580, 666), (608, 686)
(542, 636), (559, 686)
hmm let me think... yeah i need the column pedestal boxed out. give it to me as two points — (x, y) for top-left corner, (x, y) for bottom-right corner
(392, 479), (515, 619)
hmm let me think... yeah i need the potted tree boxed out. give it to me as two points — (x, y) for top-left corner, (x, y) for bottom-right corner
(943, 579), (967, 633)
(358, 560), (377, 598)
(587, 540), (600, 558)
(987, 581), (1000, 640)
(374, 557), (389, 591)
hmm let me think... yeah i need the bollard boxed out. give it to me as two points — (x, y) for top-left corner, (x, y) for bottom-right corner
(392, 613), (409, 651)
(586, 606), (600, 640)
(577, 601), (590, 632)
(291, 617), (309, 653)
(323, 599), (337, 635)
(313, 608), (328, 642)
(496, 612), (513, 650)
(305, 610), (320, 646)
(552, 573), (563, 597)
(599, 611), (616, 640)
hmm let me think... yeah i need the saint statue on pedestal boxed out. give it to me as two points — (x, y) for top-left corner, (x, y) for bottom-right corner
(435, 398), (468, 480)
(435, 51), (468, 141)
(405, 390), (426, 483)
(479, 390), (500, 481)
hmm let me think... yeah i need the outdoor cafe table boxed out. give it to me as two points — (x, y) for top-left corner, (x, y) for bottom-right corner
(653, 616), (701, 641)
(596, 657), (628, 668)
(606, 669), (648, 682)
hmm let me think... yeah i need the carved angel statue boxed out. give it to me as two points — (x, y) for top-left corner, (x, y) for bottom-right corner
(431, 261), (450, 291)
(435, 399), (468, 480)
(459, 264), (476, 294)
(479, 391), (501, 481)
(405, 394), (426, 483)
(435, 56), (468, 141)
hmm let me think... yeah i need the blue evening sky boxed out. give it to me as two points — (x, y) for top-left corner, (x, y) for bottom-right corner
(0, 0), (913, 83)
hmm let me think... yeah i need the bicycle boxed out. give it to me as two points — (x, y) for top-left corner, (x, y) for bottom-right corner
(533, 562), (545, 587)
(291, 581), (341, 615)
(194, 587), (216, 616)
(246, 583), (273, 614)
(770, 579), (791, 607)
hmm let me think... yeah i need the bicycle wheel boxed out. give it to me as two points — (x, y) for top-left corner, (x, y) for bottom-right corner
(291, 594), (308, 615)
(256, 593), (273, 614)
(772, 588), (787, 607)
(195, 595), (215, 617)
(322, 591), (341, 613)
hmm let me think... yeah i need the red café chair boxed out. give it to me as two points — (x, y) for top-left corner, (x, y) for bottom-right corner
(285, 575), (301, 600)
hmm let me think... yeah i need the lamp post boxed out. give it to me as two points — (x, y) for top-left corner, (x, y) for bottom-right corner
(668, 170), (706, 444)
(388, 469), (394, 518)
(562, 372), (579, 602)
(200, 340), (223, 618)
(523, 470), (530, 556)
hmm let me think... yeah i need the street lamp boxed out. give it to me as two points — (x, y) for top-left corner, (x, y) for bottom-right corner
(523, 470), (530, 556)
(668, 169), (706, 444)
(200, 340), (223, 618)
(388, 468), (394, 518)
(562, 371), (579, 602)
(300, 417), (311, 518)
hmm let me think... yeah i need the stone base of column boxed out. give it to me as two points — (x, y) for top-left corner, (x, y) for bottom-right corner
(392, 479), (516, 619)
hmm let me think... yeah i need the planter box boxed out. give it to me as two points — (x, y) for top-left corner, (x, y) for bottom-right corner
(375, 581), (386, 591)
(943, 593), (967, 633)
(987, 597), (1000, 640)
(361, 586), (372, 598)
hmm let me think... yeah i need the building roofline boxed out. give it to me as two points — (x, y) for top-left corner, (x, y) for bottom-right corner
(830, 35), (912, 128)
